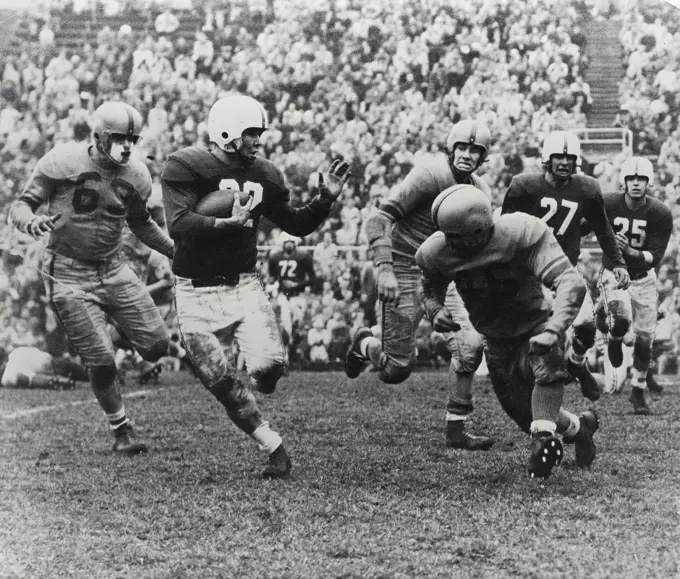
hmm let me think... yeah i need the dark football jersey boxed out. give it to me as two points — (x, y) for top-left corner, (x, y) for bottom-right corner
(268, 249), (315, 296)
(502, 173), (624, 268)
(601, 193), (673, 275)
(161, 146), (332, 278)
(18, 142), (153, 262)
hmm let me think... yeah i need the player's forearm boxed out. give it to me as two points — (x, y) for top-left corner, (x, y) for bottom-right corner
(271, 195), (333, 236)
(593, 220), (626, 268)
(161, 181), (218, 236)
(9, 201), (38, 234)
(420, 276), (448, 324)
(544, 268), (586, 336)
(365, 210), (395, 267)
(127, 217), (175, 259)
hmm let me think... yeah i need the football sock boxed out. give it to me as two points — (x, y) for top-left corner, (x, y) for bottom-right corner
(251, 422), (282, 453)
(530, 419), (557, 436)
(445, 412), (468, 422)
(449, 369), (474, 408)
(569, 352), (586, 366)
(531, 383), (564, 423)
(107, 408), (129, 431)
(557, 409), (580, 438)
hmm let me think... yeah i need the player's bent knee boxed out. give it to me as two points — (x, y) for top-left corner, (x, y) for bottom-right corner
(209, 374), (261, 434)
(140, 337), (170, 362)
(251, 362), (286, 394)
(379, 363), (412, 384)
(452, 337), (484, 373)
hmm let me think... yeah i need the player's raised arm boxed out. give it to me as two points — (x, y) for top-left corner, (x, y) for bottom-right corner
(264, 160), (351, 237)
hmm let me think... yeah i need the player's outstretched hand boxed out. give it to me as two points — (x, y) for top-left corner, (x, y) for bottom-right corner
(27, 212), (61, 238)
(529, 330), (559, 354)
(317, 159), (351, 202)
(432, 309), (461, 333)
(613, 266), (630, 290)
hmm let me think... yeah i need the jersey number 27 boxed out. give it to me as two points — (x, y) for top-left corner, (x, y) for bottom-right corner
(540, 197), (578, 236)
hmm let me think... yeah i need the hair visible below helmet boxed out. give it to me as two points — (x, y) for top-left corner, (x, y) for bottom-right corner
(541, 130), (581, 166)
(619, 157), (655, 187)
(431, 184), (493, 236)
(208, 94), (268, 151)
(446, 120), (491, 163)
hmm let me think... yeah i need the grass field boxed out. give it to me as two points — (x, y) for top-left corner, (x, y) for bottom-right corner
(1, 369), (679, 579)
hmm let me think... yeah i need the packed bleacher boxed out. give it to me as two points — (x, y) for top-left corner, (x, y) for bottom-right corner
(1, 0), (679, 371)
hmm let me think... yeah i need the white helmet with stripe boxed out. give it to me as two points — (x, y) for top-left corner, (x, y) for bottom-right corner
(619, 157), (654, 187)
(208, 94), (268, 151)
(541, 130), (581, 166)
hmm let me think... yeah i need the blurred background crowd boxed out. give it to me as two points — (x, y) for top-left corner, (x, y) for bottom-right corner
(1, 0), (680, 374)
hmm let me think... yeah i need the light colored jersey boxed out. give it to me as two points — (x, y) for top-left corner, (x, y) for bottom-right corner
(1, 347), (53, 387)
(19, 142), (153, 262)
(381, 154), (490, 261)
(416, 213), (578, 339)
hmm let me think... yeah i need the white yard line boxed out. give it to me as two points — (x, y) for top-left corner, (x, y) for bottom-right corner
(1, 389), (159, 420)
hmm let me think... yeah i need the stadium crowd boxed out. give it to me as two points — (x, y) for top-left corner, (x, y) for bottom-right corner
(1, 0), (679, 373)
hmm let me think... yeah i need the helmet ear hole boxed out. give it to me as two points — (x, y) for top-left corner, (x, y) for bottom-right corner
(222, 132), (228, 139)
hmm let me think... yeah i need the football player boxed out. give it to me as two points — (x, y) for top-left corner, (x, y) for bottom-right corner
(9, 101), (175, 454)
(596, 158), (672, 414)
(268, 231), (317, 353)
(0, 346), (88, 390)
(502, 130), (630, 402)
(161, 94), (350, 479)
(417, 185), (599, 480)
(345, 120), (494, 451)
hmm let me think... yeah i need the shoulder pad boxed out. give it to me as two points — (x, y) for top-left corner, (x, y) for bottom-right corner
(573, 174), (602, 195)
(163, 146), (221, 182)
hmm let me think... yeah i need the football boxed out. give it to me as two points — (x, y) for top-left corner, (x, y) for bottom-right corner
(194, 189), (245, 217)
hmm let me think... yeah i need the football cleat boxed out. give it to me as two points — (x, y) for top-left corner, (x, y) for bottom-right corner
(629, 387), (650, 415)
(344, 327), (372, 379)
(567, 359), (602, 401)
(446, 420), (494, 451)
(262, 444), (291, 479)
(50, 376), (77, 391)
(607, 339), (624, 368)
(646, 373), (663, 394)
(112, 423), (148, 455)
(563, 409), (599, 467)
(527, 432), (563, 480)
(139, 362), (163, 385)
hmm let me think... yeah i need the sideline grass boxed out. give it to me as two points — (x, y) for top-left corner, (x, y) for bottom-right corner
(1, 371), (679, 579)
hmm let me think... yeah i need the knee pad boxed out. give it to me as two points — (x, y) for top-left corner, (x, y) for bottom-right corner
(450, 332), (484, 373)
(208, 374), (262, 433)
(609, 316), (630, 341)
(251, 363), (286, 395)
(572, 323), (596, 354)
(379, 362), (412, 385)
(141, 337), (170, 362)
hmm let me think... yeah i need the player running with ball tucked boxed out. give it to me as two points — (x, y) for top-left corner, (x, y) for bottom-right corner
(594, 158), (672, 414)
(161, 94), (350, 479)
(502, 130), (630, 402)
(10, 102), (175, 455)
(417, 185), (599, 480)
(345, 120), (494, 451)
